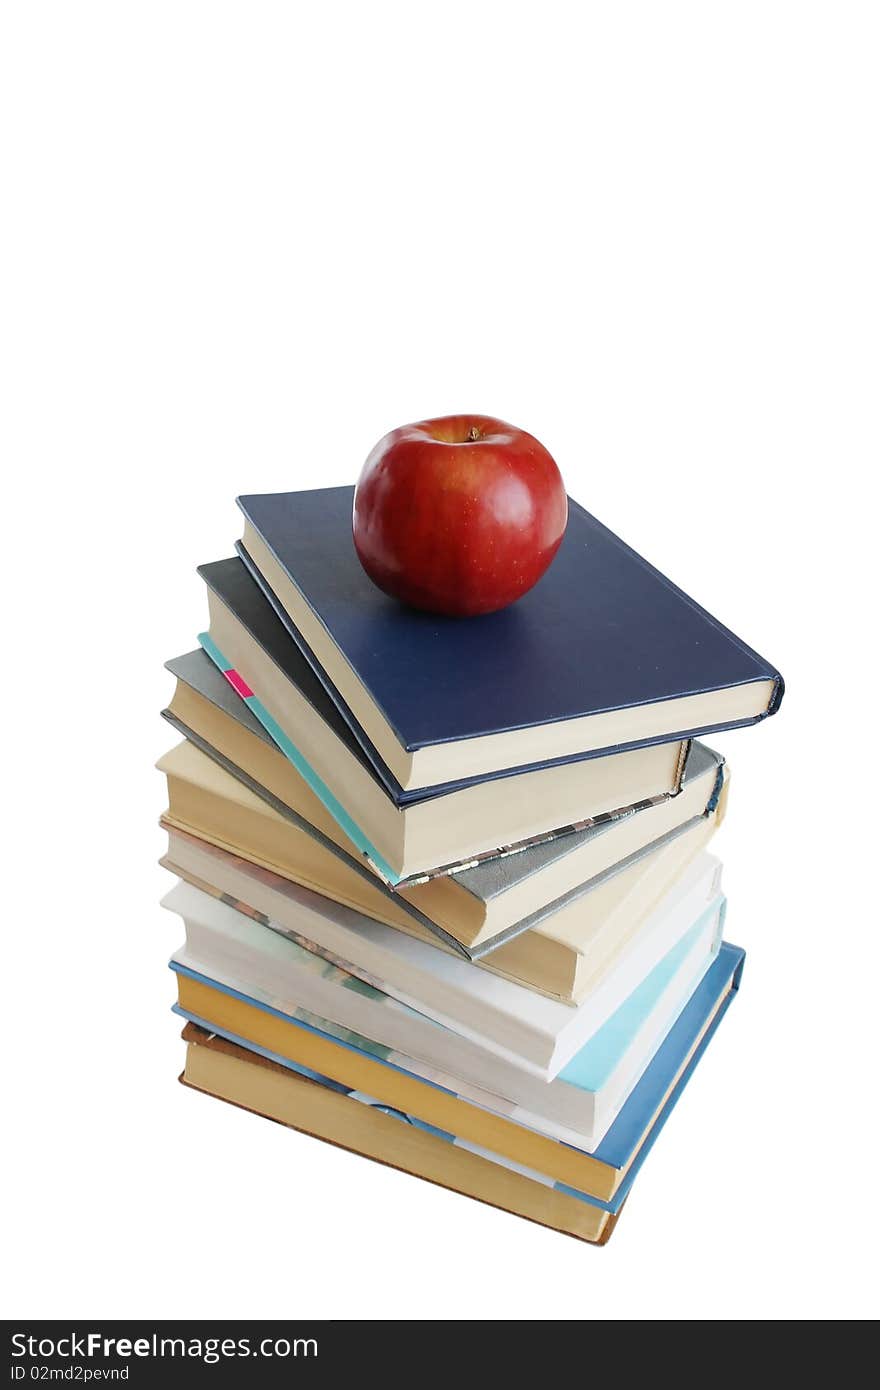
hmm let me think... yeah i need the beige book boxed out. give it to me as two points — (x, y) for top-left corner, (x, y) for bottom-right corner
(158, 740), (720, 1001)
(166, 658), (726, 949)
(181, 1024), (621, 1245)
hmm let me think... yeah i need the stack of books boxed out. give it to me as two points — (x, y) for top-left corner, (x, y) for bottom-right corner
(158, 486), (783, 1245)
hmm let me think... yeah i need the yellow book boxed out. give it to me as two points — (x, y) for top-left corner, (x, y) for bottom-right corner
(174, 954), (738, 1203)
(181, 1024), (621, 1246)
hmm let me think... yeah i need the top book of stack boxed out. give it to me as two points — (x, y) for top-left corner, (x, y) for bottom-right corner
(235, 486), (783, 797)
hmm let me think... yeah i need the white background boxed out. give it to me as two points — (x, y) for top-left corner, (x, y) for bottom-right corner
(2, 3), (878, 1321)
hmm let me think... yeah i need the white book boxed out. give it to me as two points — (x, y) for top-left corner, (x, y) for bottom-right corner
(163, 849), (721, 1082)
(169, 879), (723, 1148)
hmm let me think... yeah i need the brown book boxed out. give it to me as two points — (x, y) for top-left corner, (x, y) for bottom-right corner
(180, 1023), (622, 1246)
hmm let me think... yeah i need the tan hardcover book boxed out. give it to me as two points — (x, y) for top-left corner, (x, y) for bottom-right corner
(159, 738), (722, 1001)
(173, 938), (737, 1201)
(180, 1024), (621, 1246)
(165, 648), (727, 953)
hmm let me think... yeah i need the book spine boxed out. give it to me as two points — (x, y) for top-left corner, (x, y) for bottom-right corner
(767, 674), (785, 716)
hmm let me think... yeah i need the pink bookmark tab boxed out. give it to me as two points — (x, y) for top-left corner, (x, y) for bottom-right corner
(225, 668), (254, 699)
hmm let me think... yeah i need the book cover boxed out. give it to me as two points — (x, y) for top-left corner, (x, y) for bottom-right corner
(163, 648), (725, 955)
(173, 940), (745, 1212)
(237, 486), (783, 762)
(161, 831), (723, 1139)
(164, 850), (724, 1087)
(180, 1027), (623, 1246)
(166, 643), (723, 898)
(201, 554), (693, 810)
(160, 738), (722, 1007)
(170, 881), (722, 1156)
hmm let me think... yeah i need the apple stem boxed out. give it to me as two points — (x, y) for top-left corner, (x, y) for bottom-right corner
(467, 425), (481, 442)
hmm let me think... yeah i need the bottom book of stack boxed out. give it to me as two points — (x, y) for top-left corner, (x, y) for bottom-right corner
(165, 862), (745, 1247)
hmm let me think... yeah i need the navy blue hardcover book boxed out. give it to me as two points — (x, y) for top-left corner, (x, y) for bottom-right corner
(237, 487), (783, 793)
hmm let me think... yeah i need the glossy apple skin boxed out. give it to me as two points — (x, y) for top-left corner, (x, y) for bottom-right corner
(352, 415), (568, 617)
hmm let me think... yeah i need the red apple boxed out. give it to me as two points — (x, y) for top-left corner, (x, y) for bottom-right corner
(352, 414), (568, 617)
